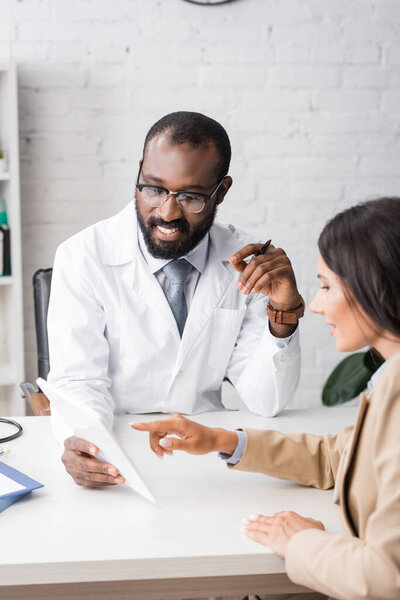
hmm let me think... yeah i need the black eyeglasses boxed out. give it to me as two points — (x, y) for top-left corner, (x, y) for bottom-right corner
(136, 163), (225, 214)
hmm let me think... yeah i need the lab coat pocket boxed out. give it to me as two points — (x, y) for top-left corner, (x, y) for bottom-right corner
(208, 307), (246, 369)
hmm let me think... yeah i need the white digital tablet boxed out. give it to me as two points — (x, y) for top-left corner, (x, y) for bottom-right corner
(36, 377), (156, 504)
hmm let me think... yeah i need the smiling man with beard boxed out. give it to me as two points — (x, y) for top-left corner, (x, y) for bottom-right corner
(47, 111), (304, 488)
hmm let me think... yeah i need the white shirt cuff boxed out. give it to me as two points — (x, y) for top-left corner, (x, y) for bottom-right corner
(267, 322), (298, 349)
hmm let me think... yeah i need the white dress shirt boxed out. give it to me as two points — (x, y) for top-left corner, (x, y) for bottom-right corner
(137, 226), (208, 307)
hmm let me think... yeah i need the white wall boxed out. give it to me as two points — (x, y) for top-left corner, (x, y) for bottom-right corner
(1, 0), (400, 406)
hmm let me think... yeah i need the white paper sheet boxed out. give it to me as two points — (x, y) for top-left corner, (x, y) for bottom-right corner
(0, 471), (25, 496)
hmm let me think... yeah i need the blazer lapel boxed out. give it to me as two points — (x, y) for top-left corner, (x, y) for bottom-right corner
(336, 393), (370, 535)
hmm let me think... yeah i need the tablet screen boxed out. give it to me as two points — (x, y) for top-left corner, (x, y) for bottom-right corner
(37, 378), (156, 504)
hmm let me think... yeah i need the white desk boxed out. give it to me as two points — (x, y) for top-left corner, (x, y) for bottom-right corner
(0, 407), (357, 600)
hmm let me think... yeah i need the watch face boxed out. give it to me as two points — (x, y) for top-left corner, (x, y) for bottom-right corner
(183, 0), (238, 5)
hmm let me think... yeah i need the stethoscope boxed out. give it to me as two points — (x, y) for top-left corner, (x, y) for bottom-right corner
(0, 418), (23, 456)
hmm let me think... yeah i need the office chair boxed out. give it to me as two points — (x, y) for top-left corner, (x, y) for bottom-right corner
(20, 268), (53, 416)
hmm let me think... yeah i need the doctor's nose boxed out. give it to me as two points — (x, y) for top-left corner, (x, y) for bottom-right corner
(156, 194), (184, 222)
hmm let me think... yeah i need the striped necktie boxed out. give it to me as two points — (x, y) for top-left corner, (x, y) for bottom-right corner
(162, 259), (192, 336)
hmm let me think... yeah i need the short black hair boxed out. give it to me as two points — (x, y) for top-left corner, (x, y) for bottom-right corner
(143, 111), (231, 180)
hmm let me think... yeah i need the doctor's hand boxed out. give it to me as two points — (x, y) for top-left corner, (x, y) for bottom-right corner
(61, 436), (126, 488)
(243, 511), (325, 558)
(230, 243), (302, 310)
(131, 414), (238, 458)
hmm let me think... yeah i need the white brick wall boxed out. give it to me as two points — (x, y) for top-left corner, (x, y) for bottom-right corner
(1, 0), (399, 408)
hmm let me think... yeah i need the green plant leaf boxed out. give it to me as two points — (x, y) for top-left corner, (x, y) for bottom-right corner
(322, 352), (373, 406)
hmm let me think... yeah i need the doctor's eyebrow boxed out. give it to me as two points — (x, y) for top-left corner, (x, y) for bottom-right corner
(141, 172), (212, 193)
(141, 173), (165, 185)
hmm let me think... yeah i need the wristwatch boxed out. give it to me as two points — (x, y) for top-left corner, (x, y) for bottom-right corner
(267, 297), (305, 325)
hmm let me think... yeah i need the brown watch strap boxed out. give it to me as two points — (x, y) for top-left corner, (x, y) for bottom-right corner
(267, 297), (305, 325)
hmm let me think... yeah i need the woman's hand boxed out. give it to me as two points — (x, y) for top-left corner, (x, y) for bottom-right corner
(243, 511), (325, 558)
(131, 413), (238, 458)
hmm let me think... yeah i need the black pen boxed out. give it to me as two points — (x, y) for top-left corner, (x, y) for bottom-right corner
(254, 239), (272, 257)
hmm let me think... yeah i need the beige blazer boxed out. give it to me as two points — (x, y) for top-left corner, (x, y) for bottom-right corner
(233, 350), (400, 600)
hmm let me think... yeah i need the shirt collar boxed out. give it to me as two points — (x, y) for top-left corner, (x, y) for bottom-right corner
(366, 356), (392, 394)
(137, 225), (209, 275)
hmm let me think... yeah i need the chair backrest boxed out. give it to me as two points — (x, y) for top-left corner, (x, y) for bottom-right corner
(33, 268), (53, 380)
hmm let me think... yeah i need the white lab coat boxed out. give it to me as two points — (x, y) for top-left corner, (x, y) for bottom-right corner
(47, 202), (300, 428)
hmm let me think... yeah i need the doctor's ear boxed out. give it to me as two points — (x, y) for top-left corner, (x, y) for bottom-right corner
(216, 176), (233, 205)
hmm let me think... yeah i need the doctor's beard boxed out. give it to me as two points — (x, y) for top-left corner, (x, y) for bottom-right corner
(135, 200), (218, 260)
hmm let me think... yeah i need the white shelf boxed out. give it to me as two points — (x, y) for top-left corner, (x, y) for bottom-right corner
(0, 64), (24, 415)
(0, 276), (13, 286)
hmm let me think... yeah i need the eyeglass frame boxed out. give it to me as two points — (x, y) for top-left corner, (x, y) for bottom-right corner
(135, 162), (226, 214)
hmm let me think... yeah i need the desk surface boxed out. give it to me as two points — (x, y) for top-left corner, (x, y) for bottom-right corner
(0, 407), (357, 597)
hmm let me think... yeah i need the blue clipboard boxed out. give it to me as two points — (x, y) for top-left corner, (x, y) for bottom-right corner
(0, 461), (43, 513)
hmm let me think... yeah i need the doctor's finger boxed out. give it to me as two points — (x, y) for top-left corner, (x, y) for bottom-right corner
(62, 455), (123, 486)
(72, 471), (124, 488)
(230, 243), (266, 271)
(246, 265), (291, 295)
(70, 467), (125, 485)
(67, 453), (120, 477)
(64, 435), (98, 457)
(237, 254), (283, 292)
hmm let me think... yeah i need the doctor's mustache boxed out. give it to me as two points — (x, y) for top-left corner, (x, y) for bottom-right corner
(147, 217), (190, 233)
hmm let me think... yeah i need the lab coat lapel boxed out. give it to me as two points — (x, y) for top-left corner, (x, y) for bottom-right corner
(120, 255), (178, 336)
(102, 202), (179, 336)
(103, 208), (237, 373)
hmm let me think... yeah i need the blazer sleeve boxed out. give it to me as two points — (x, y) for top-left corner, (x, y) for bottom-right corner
(285, 364), (400, 600)
(231, 426), (354, 489)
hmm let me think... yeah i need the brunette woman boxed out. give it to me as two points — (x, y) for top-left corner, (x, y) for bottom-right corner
(133, 197), (400, 600)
